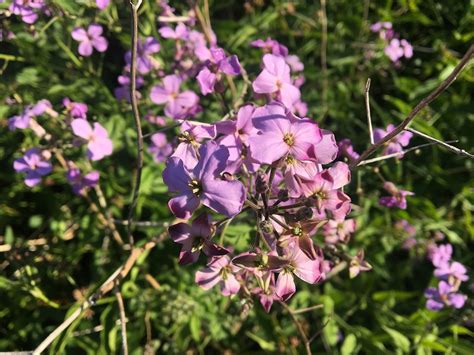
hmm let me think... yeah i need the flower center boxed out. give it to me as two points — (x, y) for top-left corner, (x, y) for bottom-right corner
(285, 155), (296, 165)
(188, 179), (202, 196)
(283, 133), (295, 147)
(276, 79), (283, 89)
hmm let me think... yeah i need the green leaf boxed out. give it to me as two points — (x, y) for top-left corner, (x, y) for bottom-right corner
(382, 326), (410, 352)
(341, 333), (357, 354)
(190, 315), (201, 342)
(245, 331), (276, 351)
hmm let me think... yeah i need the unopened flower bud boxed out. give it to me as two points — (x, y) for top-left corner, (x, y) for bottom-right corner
(296, 207), (313, 221)
(277, 189), (289, 202)
(255, 172), (269, 194)
(260, 220), (273, 234)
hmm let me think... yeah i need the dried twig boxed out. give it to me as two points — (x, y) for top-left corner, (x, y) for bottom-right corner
(292, 304), (324, 315)
(127, 0), (145, 247)
(357, 140), (460, 166)
(365, 78), (375, 144)
(31, 236), (163, 354)
(406, 127), (474, 159)
(350, 45), (474, 169)
(115, 286), (129, 355)
(280, 301), (312, 355)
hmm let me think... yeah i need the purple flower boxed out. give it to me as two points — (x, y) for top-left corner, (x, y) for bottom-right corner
(125, 37), (160, 74)
(275, 247), (322, 301)
(162, 142), (246, 219)
(434, 261), (469, 284)
(370, 21), (392, 33)
(169, 213), (228, 265)
(114, 74), (144, 102)
(96, 0), (110, 10)
(252, 272), (280, 312)
(8, 100), (52, 131)
(349, 250), (372, 278)
(429, 244), (452, 268)
(379, 181), (414, 209)
(14, 148), (52, 187)
(159, 23), (188, 40)
(425, 281), (467, 311)
(374, 124), (413, 157)
(71, 119), (113, 161)
(196, 47), (241, 95)
(172, 121), (216, 168)
(9, 0), (46, 24)
(150, 74), (199, 119)
(66, 166), (99, 195)
(384, 38), (413, 63)
(148, 133), (172, 163)
(71, 24), (108, 57)
(337, 139), (360, 162)
(63, 97), (88, 119)
(195, 255), (241, 296)
(248, 103), (322, 165)
(252, 54), (300, 109)
(251, 37), (288, 57)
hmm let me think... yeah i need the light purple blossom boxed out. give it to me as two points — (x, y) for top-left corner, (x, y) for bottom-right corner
(162, 142), (246, 219)
(384, 38), (413, 62)
(252, 54), (300, 109)
(148, 133), (172, 163)
(125, 37), (160, 74)
(379, 181), (414, 209)
(425, 281), (466, 311)
(96, 0), (110, 10)
(9, 0), (46, 24)
(349, 250), (372, 278)
(169, 213), (228, 265)
(337, 139), (360, 162)
(275, 247), (322, 301)
(71, 24), (108, 57)
(251, 37), (288, 57)
(8, 100), (52, 131)
(429, 244), (452, 268)
(159, 23), (188, 40)
(374, 124), (413, 157)
(63, 97), (88, 119)
(14, 148), (52, 187)
(66, 165), (99, 195)
(195, 255), (241, 296)
(150, 74), (199, 119)
(248, 103), (322, 165)
(434, 261), (469, 283)
(196, 47), (241, 95)
(71, 119), (113, 161)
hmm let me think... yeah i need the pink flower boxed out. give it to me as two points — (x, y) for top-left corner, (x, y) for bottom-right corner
(150, 74), (199, 119)
(252, 54), (300, 109)
(169, 213), (228, 265)
(248, 103), (322, 165)
(71, 24), (108, 57)
(425, 281), (466, 311)
(159, 23), (188, 40)
(96, 0), (110, 10)
(66, 164), (99, 195)
(349, 250), (372, 278)
(374, 124), (413, 157)
(275, 247), (322, 301)
(195, 255), (241, 296)
(71, 119), (113, 161)
(148, 133), (172, 163)
(379, 181), (414, 209)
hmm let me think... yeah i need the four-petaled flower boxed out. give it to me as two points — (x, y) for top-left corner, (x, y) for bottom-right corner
(14, 148), (52, 187)
(374, 124), (413, 157)
(379, 181), (414, 209)
(71, 24), (108, 57)
(163, 142), (246, 219)
(169, 213), (228, 265)
(195, 255), (241, 296)
(425, 281), (466, 311)
(150, 74), (199, 119)
(71, 119), (113, 161)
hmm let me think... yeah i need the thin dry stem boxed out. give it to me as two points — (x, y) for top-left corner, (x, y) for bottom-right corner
(350, 45), (474, 169)
(280, 301), (312, 355)
(365, 78), (375, 144)
(127, 0), (145, 247)
(115, 286), (129, 355)
(406, 127), (474, 159)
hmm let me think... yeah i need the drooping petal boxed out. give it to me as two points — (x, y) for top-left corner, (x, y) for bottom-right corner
(71, 119), (93, 139)
(168, 194), (200, 220)
(275, 271), (296, 301)
(201, 179), (246, 217)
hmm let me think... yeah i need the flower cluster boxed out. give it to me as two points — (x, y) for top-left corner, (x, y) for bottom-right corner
(8, 0), (48, 24)
(370, 22), (413, 63)
(9, 98), (112, 194)
(425, 243), (468, 311)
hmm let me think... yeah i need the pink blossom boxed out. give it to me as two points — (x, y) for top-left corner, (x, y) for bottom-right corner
(71, 119), (113, 161)
(379, 181), (414, 209)
(71, 24), (108, 57)
(195, 255), (241, 296)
